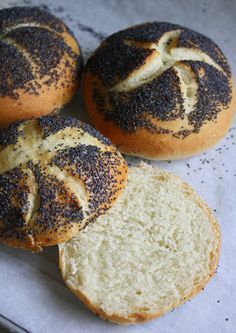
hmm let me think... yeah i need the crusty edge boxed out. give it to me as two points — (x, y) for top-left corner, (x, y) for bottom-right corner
(58, 163), (221, 324)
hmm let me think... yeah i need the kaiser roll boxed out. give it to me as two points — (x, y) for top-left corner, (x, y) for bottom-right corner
(0, 115), (127, 251)
(0, 7), (83, 127)
(84, 22), (235, 160)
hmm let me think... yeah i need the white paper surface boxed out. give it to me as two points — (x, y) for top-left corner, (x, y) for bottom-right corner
(0, 0), (236, 332)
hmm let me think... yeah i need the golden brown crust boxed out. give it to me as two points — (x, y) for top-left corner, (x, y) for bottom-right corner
(83, 22), (235, 160)
(0, 7), (83, 128)
(0, 115), (128, 252)
(84, 77), (236, 160)
(59, 164), (221, 324)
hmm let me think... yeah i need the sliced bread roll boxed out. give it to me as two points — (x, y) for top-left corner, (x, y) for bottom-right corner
(59, 163), (221, 324)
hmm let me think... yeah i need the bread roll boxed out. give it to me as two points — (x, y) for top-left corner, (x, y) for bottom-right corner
(84, 22), (235, 160)
(59, 163), (220, 324)
(0, 115), (127, 251)
(0, 7), (83, 128)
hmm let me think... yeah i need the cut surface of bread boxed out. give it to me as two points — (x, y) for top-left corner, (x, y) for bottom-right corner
(59, 163), (220, 324)
(0, 115), (127, 251)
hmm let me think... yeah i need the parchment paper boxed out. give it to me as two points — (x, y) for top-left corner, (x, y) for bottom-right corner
(0, 0), (235, 332)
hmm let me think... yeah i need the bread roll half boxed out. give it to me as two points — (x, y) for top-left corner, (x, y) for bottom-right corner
(59, 164), (220, 324)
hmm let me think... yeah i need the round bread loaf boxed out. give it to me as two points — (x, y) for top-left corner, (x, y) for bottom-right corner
(0, 7), (83, 128)
(84, 22), (235, 160)
(0, 115), (127, 251)
(59, 164), (220, 324)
